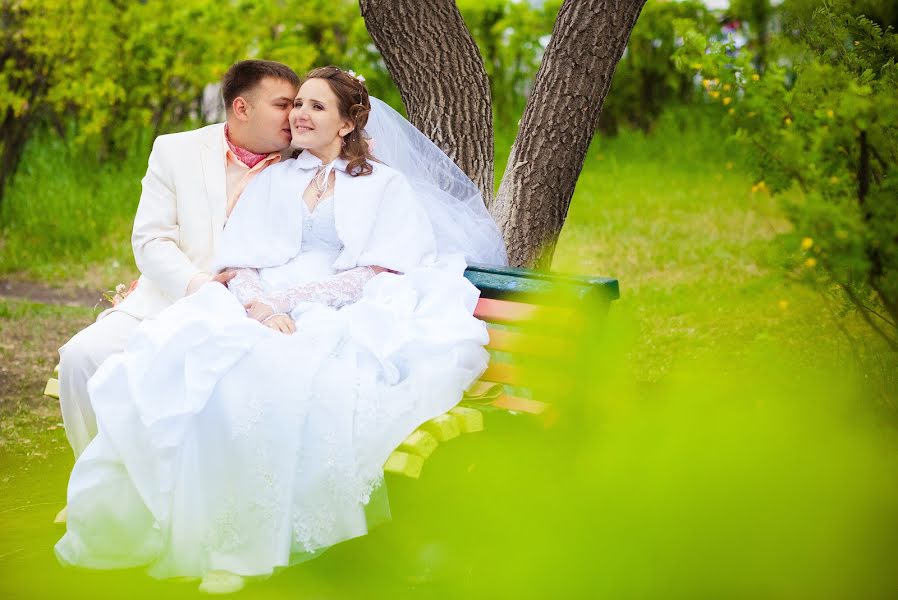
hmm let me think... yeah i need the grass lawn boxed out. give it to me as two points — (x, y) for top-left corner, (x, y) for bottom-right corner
(1, 114), (896, 597)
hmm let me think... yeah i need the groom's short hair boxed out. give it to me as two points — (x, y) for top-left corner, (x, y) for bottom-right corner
(221, 60), (300, 111)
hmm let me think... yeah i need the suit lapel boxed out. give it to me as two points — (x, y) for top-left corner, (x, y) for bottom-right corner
(200, 124), (227, 248)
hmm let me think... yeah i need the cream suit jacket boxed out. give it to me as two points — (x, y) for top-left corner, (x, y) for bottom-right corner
(110, 123), (228, 320)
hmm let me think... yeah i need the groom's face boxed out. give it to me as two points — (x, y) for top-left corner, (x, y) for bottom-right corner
(241, 77), (299, 153)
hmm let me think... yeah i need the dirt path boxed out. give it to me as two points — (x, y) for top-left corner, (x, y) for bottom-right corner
(0, 279), (101, 308)
(0, 281), (99, 455)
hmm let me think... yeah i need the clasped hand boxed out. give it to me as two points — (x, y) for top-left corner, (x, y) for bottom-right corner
(244, 299), (296, 334)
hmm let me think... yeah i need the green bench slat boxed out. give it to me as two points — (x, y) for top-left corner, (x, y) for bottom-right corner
(464, 263), (620, 304)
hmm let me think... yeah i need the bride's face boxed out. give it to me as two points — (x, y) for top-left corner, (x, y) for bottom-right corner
(290, 78), (354, 158)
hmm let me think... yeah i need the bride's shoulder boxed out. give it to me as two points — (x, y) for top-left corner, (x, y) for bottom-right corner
(256, 158), (304, 186)
(367, 161), (407, 185)
(268, 158), (299, 175)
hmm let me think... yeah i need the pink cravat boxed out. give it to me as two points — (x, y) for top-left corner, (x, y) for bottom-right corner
(224, 124), (269, 169)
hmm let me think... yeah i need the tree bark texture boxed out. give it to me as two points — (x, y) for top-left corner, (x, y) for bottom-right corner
(492, 0), (647, 268)
(359, 0), (494, 203)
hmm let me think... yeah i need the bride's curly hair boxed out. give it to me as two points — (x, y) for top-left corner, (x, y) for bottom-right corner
(301, 66), (375, 177)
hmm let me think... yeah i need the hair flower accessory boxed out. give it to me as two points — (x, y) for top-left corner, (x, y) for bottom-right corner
(346, 69), (366, 83)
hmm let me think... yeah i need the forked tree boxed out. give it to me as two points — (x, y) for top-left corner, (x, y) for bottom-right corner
(360, 0), (648, 268)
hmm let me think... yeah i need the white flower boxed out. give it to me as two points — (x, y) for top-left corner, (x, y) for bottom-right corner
(346, 69), (365, 83)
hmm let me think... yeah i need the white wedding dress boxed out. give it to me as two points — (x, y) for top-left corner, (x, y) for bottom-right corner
(55, 191), (490, 578)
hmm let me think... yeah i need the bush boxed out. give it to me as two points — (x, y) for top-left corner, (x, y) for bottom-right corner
(676, 1), (898, 351)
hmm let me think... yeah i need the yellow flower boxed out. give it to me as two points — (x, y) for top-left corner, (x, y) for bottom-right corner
(702, 78), (712, 89)
(804, 257), (817, 268)
(784, 117), (792, 126)
(829, 175), (840, 184)
(728, 108), (735, 115)
(751, 181), (768, 194)
(723, 83), (731, 91)
(709, 90), (720, 99)
(826, 109), (834, 118)
(752, 73), (760, 81)
(778, 299), (789, 311)
(723, 97), (732, 105)
(692, 62), (703, 70)
(801, 237), (813, 250)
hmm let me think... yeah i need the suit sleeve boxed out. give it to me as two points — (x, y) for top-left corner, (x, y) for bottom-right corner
(131, 136), (206, 301)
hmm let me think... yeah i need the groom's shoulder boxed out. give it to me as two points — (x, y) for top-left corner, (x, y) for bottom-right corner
(151, 123), (224, 154)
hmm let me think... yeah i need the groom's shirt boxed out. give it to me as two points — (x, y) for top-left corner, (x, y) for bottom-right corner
(223, 126), (282, 218)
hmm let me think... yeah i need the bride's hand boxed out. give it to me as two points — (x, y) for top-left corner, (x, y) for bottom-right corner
(262, 314), (296, 334)
(244, 299), (275, 322)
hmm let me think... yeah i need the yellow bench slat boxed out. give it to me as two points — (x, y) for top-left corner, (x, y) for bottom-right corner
(45, 378), (60, 399)
(383, 451), (424, 479)
(449, 406), (483, 433)
(420, 413), (461, 441)
(398, 429), (439, 458)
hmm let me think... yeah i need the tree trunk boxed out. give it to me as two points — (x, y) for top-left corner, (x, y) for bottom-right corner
(359, 0), (494, 202)
(492, 0), (647, 268)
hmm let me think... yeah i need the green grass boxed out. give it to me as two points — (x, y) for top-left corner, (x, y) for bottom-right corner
(0, 133), (143, 286)
(551, 113), (896, 393)
(1, 112), (897, 597)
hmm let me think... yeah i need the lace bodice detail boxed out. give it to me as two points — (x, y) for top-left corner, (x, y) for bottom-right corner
(227, 195), (377, 314)
(299, 196), (342, 254)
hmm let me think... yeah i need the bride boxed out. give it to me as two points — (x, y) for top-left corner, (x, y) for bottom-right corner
(55, 66), (506, 590)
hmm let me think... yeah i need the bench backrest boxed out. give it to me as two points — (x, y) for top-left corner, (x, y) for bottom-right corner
(463, 264), (619, 415)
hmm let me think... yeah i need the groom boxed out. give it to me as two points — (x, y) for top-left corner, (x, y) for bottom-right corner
(58, 60), (300, 459)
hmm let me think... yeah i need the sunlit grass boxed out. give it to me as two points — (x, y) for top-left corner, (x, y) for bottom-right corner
(550, 111), (895, 391)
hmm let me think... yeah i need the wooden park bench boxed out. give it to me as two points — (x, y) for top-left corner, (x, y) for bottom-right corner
(44, 264), (619, 479)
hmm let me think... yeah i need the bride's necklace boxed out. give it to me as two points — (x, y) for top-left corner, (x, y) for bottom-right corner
(312, 165), (329, 200)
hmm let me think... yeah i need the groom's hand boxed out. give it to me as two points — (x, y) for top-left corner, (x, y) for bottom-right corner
(188, 271), (236, 295)
(213, 270), (237, 285)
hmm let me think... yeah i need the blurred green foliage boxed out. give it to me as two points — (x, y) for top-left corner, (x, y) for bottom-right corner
(456, 0), (560, 124)
(599, 0), (718, 135)
(0, 0), (391, 201)
(0, 0), (737, 204)
(675, 0), (898, 352)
